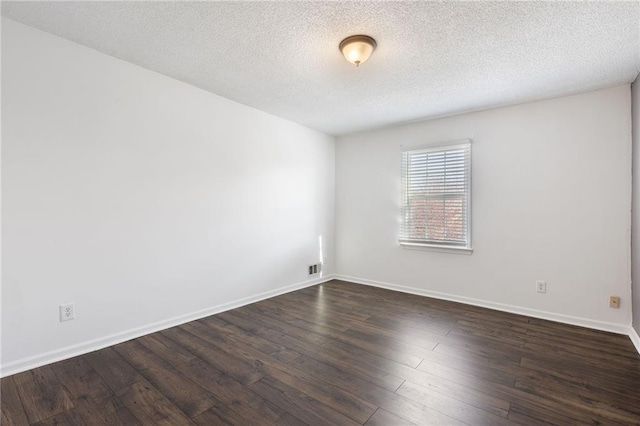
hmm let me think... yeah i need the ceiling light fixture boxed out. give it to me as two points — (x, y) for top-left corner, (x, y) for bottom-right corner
(339, 35), (377, 67)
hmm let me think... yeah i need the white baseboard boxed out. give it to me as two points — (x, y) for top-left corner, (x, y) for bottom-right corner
(629, 326), (640, 355)
(0, 274), (335, 378)
(4, 273), (637, 377)
(334, 274), (632, 335)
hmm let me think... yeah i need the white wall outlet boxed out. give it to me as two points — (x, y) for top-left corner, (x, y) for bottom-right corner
(60, 303), (75, 322)
(536, 281), (547, 293)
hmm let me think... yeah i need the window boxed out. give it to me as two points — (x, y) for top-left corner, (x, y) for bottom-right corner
(400, 141), (471, 251)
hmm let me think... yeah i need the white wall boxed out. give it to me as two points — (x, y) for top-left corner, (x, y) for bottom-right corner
(632, 73), (640, 336)
(336, 86), (632, 330)
(1, 19), (335, 374)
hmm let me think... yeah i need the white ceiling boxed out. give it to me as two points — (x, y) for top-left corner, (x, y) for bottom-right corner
(2, 1), (640, 136)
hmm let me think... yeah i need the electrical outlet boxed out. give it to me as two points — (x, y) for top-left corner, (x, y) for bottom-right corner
(60, 303), (75, 322)
(536, 281), (546, 293)
(609, 296), (620, 309)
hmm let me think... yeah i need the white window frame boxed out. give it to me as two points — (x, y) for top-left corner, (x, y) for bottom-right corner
(399, 140), (472, 253)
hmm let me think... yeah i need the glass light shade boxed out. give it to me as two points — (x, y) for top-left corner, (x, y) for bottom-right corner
(339, 35), (377, 67)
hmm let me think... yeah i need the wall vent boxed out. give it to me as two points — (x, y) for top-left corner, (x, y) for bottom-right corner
(308, 263), (322, 276)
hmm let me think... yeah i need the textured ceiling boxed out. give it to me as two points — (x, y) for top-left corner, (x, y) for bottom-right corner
(2, 1), (640, 135)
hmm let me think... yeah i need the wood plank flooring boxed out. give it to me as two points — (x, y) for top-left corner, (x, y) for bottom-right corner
(2, 279), (640, 425)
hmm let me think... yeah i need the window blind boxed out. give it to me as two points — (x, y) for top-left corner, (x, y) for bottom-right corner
(400, 142), (471, 248)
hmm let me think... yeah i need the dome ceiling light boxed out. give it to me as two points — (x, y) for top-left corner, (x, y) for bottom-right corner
(339, 35), (377, 67)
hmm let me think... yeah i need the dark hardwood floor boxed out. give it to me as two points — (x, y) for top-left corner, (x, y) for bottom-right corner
(2, 280), (640, 425)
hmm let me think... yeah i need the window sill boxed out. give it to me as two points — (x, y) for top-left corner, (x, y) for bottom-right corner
(399, 242), (473, 255)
